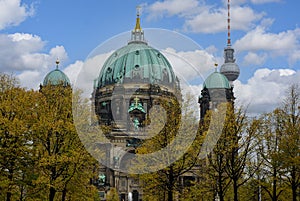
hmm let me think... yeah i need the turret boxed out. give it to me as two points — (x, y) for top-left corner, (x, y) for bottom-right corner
(199, 64), (234, 120)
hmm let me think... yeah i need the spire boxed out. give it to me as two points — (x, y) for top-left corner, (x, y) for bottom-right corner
(129, 5), (147, 44)
(224, 0), (234, 63)
(227, 0), (231, 47)
(134, 6), (142, 31)
(56, 58), (60, 69)
(214, 63), (218, 72)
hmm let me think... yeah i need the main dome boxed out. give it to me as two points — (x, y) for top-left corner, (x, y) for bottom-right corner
(94, 42), (176, 88)
(94, 10), (177, 89)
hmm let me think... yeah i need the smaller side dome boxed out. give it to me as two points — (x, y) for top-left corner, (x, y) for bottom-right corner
(204, 71), (230, 89)
(43, 60), (70, 86)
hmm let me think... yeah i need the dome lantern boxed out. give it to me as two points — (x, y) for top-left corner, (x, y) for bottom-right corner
(129, 5), (147, 45)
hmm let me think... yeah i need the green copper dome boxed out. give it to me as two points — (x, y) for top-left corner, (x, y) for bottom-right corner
(43, 61), (70, 86)
(204, 71), (230, 89)
(94, 11), (176, 89)
(95, 42), (176, 88)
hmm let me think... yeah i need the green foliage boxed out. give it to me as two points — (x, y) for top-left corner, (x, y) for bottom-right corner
(255, 84), (300, 201)
(1, 72), (299, 201)
(0, 74), (40, 201)
(133, 94), (202, 201)
(106, 187), (119, 201)
(0, 74), (100, 201)
(33, 85), (99, 200)
(0, 73), (19, 92)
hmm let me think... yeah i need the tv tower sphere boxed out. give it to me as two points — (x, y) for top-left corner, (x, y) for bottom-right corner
(220, 47), (240, 82)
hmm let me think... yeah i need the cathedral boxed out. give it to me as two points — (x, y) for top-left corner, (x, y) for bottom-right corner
(42, 6), (239, 201)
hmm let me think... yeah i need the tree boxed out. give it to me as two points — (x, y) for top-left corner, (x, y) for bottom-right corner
(279, 84), (300, 201)
(133, 94), (202, 201)
(0, 75), (100, 200)
(33, 85), (99, 201)
(201, 103), (258, 201)
(255, 84), (300, 201)
(106, 187), (119, 201)
(0, 73), (19, 92)
(224, 105), (259, 201)
(201, 103), (233, 201)
(257, 110), (286, 201)
(0, 73), (40, 201)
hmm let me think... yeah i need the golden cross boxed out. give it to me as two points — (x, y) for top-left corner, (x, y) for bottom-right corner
(134, 96), (140, 105)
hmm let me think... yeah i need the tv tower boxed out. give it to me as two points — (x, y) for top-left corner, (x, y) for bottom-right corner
(220, 0), (240, 85)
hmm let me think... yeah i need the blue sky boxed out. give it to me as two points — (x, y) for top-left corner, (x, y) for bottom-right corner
(1, 0), (300, 115)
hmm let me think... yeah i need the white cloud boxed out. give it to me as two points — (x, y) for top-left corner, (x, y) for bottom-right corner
(221, 0), (247, 6)
(0, 32), (68, 89)
(223, 0), (281, 6)
(289, 50), (300, 65)
(64, 60), (84, 87)
(184, 5), (264, 33)
(146, 0), (264, 33)
(234, 68), (300, 115)
(8, 32), (39, 42)
(0, 33), (67, 72)
(243, 52), (267, 66)
(17, 70), (41, 89)
(0, 0), (35, 30)
(162, 48), (216, 82)
(74, 52), (113, 98)
(250, 0), (282, 4)
(235, 27), (300, 52)
(146, 0), (202, 19)
(234, 26), (300, 65)
(49, 46), (68, 61)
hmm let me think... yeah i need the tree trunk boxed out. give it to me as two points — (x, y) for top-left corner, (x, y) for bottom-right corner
(292, 185), (297, 201)
(233, 178), (238, 201)
(62, 187), (67, 201)
(167, 175), (174, 201)
(272, 168), (277, 201)
(168, 189), (173, 201)
(218, 191), (224, 201)
(217, 170), (224, 201)
(291, 168), (297, 201)
(49, 166), (57, 201)
(6, 192), (11, 201)
(168, 166), (174, 201)
(6, 169), (13, 201)
(291, 179), (297, 201)
(218, 182), (224, 201)
(19, 185), (24, 201)
(49, 186), (56, 201)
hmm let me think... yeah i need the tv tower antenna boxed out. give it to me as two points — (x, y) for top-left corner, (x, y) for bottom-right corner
(227, 0), (231, 46)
